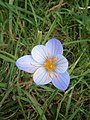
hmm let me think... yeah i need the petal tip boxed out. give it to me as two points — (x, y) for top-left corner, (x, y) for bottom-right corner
(46, 38), (63, 57)
(52, 71), (70, 91)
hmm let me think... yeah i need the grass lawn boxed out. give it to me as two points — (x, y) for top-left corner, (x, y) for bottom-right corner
(0, 0), (90, 120)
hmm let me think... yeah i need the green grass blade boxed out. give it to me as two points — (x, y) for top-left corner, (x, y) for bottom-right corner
(0, 54), (15, 63)
(43, 19), (57, 44)
(0, 50), (17, 60)
(69, 51), (84, 74)
(39, 89), (59, 120)
(68, 108), (80, 120)
(0, 87), (13, 107)
(17, 97), (27, 120)
(0, 83), (7, 88)
(65, 89), (73, 117)
(28, 0), (38, 31)
(23, 90), (47, 120)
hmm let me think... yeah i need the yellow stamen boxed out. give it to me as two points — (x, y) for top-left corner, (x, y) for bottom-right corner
(44, 57), (58, 78)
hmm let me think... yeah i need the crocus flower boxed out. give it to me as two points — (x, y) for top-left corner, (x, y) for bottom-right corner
(16, 38), (70, 91)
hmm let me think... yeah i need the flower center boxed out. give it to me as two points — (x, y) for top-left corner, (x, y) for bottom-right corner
(44, 57), (56, 72)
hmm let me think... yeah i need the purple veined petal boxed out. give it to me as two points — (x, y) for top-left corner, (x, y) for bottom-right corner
(55, 54), (68, 73)
(16, 55), (40, 73)
(52, 71), (70, 91)
(31, 45), (47, 64)
(33, 66), (52, 85)
(45, 38), (63, 58)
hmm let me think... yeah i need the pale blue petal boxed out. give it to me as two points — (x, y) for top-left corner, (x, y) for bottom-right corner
(33, 67), (52, 85)
(46, 38), (63, 58)
(52, 71), (70, 91)
(16, 55), (40, 73)
(31, 45), (47, 63)
(55, 54), (68, 73)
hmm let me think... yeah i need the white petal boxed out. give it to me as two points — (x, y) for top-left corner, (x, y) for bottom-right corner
(16, 55), (40, 73)
(52, 71), (70, 91)
(31, 45), (47, 63)
(55, 54), (68, 73)
(46, 38), (63, 58)
(33, 67), (52, 85)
